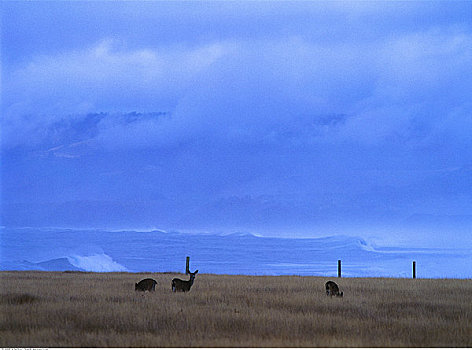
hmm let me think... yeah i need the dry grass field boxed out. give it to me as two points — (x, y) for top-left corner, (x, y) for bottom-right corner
(1, 271), (471, 347)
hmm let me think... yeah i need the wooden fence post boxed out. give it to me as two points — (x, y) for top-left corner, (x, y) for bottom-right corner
(338, 260), (342, 278)
(186, 256), (190, 275)
(412, 261), (416, 279)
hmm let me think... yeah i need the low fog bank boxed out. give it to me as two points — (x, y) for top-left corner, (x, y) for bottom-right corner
(1, 227), (470, 278)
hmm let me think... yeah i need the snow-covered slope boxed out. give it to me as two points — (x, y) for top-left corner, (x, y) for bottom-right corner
(1, 227), (470, 278)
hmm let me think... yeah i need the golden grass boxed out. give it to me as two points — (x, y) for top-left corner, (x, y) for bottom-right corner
(1, 271), (471, 347)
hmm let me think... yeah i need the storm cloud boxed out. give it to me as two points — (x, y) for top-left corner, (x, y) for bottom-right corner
(2, 1), (472, 246)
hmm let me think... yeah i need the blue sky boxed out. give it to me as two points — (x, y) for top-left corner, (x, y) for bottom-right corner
(2, 1), (472, 246)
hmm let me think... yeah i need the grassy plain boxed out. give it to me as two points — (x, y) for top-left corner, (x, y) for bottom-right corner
(1, 271), (471, 347)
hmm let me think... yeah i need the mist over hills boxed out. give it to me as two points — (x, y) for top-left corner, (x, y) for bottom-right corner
(1, 227), (470, 278)
(3, 197), (472, 248)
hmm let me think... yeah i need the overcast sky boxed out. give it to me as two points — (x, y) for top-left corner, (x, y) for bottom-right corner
(2, 1), (472, 246)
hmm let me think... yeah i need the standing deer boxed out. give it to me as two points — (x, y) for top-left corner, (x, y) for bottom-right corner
(172, 270), (198, 292)
(135, 278), (157, 292)
(325, 280), (343, 297)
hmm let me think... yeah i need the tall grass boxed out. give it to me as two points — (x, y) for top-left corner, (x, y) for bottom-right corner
(1, 271), (471, 347)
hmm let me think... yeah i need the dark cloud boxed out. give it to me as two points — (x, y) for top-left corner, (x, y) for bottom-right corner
(2, 2), (472, 246)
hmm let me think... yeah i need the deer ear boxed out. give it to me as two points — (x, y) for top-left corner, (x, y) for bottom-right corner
(195, 270), (199, 274)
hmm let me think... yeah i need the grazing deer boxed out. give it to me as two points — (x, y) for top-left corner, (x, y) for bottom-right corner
(135, 278), (157, 292)
(172, 270), (198, 292)
(325, 280), (343, 297)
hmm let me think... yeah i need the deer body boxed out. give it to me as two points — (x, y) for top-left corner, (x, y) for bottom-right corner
(135, 278), (157, 292)
(172, 270), (198, 292)
(325, 280), (343, 297)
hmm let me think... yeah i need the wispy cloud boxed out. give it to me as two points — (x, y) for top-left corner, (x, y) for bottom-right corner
(5, 28), (471, 152)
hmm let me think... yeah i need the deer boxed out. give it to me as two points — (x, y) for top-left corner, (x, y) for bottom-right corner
(135, 278), (157, 292)
(325, 280), (343, 297)
(172, 270), (198, 292)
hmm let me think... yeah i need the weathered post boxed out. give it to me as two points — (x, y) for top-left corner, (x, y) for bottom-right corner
(338, 260), (342, 278)
(413, 261), (416, 279)
(186, 256), (190, 275)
